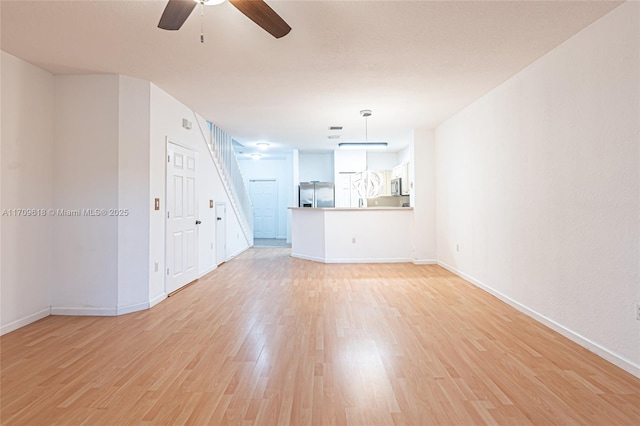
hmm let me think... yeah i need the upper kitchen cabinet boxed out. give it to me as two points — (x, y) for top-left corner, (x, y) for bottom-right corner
(378, 170), (392, 197)
(392, 163), (410, 195)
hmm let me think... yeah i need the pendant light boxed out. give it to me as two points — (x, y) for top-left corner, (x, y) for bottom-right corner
(338, 111), (388, 149)
(351, 110), (384, 199)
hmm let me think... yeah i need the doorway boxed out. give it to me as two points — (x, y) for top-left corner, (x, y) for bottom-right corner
(166, 142), (199, 294)
(249, 179), (277, 239)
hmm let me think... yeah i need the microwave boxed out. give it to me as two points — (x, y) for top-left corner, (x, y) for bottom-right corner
(390, 178), (402, 196)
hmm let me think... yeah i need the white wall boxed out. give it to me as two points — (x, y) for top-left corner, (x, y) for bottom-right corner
(289, 150), (299, 243)
(299, 152), (334, 182)
(397, 144), (411, 166)
(1, 52), (54, 333)
(436, 2), (640, 376)
(413, 129), (436, 263)
(52, 75), (120, 314)
(366, 152), (398, 171)
(1, 51), (3, 335)
(149, 84), (249, 303)
(1, 65), (157, 324)
(0, 55), (250, 330)
(0, 56), (248, 333)
(117, 76), (151, 313)
(333, 149), (366, 178)
(150, 85), (202, 300)
(238, 155), (293, 239)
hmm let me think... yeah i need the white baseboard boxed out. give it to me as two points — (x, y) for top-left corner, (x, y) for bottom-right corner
(325, 257), (412, 264)
(52, 297), (166, 317)
(437, 260), (640, 379)
(1, 308), (51, 336)
(225, 245), (250, 262)
(50, 306), (117, 316)
(291, 252), (411, 264)
(290, 252), (325, 263)
(116, 301), (149, 316)
(3, 294), (170, 335)
(149, 292), (167, 308)
(413, 258), (437, 265)
(199, 264), (217, 278)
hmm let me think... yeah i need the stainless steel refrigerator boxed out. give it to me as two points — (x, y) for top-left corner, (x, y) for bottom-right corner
(299, 182), (335, 208)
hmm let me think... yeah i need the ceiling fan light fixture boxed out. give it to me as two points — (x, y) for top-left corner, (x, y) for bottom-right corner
(159, 0), (290, 38)
(195, 0), (226, 5)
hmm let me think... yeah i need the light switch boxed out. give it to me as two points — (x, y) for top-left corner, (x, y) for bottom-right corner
(155, 198), (160, 210)
(210, 200), (213, 208)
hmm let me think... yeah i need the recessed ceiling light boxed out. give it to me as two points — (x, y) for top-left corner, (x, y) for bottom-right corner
(256, 142), (270, 150)
(250, 153), (262, 159)
(329, 126), (343, 131)
(327, 135), (340, 139)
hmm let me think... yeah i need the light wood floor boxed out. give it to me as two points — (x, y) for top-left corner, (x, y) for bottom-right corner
(1, 248), (639, 425)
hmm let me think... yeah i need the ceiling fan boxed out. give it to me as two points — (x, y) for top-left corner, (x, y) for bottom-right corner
(158, 0), (291, 39)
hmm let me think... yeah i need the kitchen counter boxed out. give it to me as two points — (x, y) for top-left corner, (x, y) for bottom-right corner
(289, 207), (413, 263)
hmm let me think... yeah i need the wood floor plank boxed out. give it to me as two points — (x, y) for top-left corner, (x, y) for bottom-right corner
(1, 248), (639, 425)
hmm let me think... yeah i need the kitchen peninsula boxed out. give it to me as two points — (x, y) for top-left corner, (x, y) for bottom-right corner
(289, 207), (413, 263)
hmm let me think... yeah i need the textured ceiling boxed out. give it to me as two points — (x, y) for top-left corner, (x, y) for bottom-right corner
(1, 0), (622, 156)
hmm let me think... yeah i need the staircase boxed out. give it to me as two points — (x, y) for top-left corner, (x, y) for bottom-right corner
(198, 118), (253, 245)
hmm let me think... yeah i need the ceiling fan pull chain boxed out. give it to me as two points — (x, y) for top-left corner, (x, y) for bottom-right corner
(200, 1), (205, 43)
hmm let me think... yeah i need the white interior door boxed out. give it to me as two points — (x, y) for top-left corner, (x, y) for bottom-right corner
(215, 202), (226, 265)
(166, 142), (198, 294)
(250, 180), (277, 239)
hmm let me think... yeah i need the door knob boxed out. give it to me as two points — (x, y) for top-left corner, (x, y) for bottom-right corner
(216, 217), (222, 221)
(195, 220), (202, 225)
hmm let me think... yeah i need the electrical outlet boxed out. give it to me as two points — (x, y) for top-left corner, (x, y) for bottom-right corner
(636, 303), (640, 321)
(456, 244), (460, 252)
(352, 237), (356, 244)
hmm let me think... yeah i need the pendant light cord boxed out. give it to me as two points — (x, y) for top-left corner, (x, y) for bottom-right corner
(365, 115), (368, 143)
(364, 115), (368, 170)
(200, 1), (205, 43)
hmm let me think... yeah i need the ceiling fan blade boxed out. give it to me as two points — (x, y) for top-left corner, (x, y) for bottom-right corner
(229, 0), (291, 39)
(158, 0), (197, 31)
